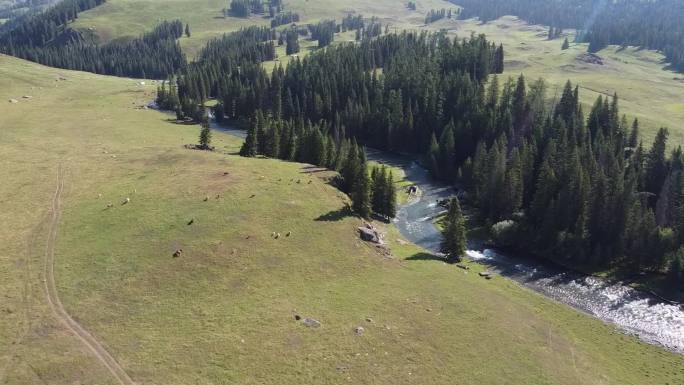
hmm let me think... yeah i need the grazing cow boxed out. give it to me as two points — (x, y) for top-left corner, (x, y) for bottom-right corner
(173, 249), (183, 258)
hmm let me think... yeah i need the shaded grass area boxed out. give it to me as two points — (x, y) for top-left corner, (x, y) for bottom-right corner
(1, 31), (684, 385)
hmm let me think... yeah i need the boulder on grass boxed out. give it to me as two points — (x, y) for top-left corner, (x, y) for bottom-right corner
(358, 227), (380, 243)
(303, 318), (321, 328)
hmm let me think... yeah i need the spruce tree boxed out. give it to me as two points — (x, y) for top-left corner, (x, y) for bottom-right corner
(427, 132), (440, 178)
(439, 122), (456, 180)
(185, 23), (191, 37)
(628, 118), (640, 148)
(644, 127), (669, 195)
(561, 37), (570, 50)
(351, 148), (372, 219)
(199, 122), (212, 149)
(266, 123), (280, 158)
(341, 142), (360, 193)
(371, 166), (386, 216)
(441, 197), (467, 263)
(240, 124), (258, 157)
(384, 170), (397, 219)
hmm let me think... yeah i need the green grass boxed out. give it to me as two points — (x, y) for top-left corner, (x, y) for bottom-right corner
(1, 54), (684, 385)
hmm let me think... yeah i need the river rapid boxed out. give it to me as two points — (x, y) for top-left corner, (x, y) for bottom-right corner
(211, 120), (684, 354)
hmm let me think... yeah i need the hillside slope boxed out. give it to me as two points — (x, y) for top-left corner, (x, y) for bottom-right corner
(1, 54), (683, 384)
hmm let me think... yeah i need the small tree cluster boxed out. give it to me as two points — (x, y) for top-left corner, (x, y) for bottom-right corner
(284, 28), (300, 55)
(425, 8), (456, 24)
(156, 79), (180, 111)
(547, 25), (562, 40)
(309, 20), (338, 47)
(371, 166), (397, 220)
(341, 14), (364, 32)
(356, 17), (382, 41)
(342, 142), (371, 218)
(271, 12), (299, 27)
(225, 0), (263, 17)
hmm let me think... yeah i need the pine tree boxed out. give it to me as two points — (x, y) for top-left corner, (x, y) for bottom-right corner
(351, 147), (372, 218)
(628, 118), (640, 148)
(341, 141), (360, 193)
(644, 127), (669, 196)
(371, 166), (386, 216)
(493, 44), (504, 73)
(265, 123), (280, 158)
(185, 23), (191, 37)
(427, 132), (440, 178)
(439, 122), (456, 180)
(240, 124), (258, 157)
(199, 122), (212, 149)
(561, 37), (569, 50)
(512, 74), (527, 133)
(384, 170), (397, 219)
(441, 197), (467, 263)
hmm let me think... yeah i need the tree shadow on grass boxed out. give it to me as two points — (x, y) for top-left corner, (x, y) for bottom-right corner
(166, 118), (196, 125)
(406, 252), (445, 262)
(315, 205), (353, 221)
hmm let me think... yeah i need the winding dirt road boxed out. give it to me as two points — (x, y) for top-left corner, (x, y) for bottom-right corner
(43, 166), (135, 385)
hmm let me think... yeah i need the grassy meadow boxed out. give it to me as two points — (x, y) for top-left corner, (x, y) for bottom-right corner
(1, 54), (684, 384)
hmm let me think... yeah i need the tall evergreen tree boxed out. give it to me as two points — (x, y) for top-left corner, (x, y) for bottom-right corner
(240, 124), (258, 157)
(441, 197), (467, 263)
(561, 37), (570, 50)
(351, 147), (372, 218)
(384, 170), (397, 219)
(199, 122), (212, 149)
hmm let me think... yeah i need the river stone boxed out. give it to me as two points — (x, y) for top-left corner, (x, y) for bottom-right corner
(479, 271), (492, 277)
(303, 318), (321, 328)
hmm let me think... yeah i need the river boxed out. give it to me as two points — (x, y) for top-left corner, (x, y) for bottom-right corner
(210, 120), (684, 354)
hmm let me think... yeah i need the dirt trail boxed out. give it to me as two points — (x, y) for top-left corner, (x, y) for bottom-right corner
(43, 166), (135, 385)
